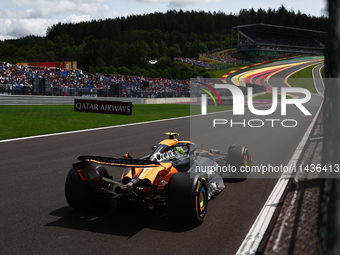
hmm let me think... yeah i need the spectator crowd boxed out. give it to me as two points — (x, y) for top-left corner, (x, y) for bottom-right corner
(0, 62), (190, 98)
(174, 57), (210, 68)
(199, 53), (249, 64)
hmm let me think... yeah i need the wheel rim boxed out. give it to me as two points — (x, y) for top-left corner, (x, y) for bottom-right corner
(199, 187), (206, 212)
(243, 149), (249, 168)
(244, 154), (248, 167)
(195, 182), (207, 222)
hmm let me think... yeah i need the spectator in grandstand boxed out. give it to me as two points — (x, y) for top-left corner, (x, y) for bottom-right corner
(200, 53), (248, 64)
(174, 57), (210, 68)
(0, 62), (191, 98)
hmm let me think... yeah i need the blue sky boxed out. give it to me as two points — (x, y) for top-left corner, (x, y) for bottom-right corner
(0, 0), (327, 41)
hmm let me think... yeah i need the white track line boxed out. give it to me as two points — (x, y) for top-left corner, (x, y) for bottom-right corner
(1, 95), (278, 144)
(236, 98), (323, 255)
(312, 63), (325, 97)
(0, 108), (236, 143)
(236, 62), (324, 255)
(0, 115), (190, 143)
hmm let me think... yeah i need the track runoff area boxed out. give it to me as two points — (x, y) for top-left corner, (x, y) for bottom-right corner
(195, 56), (324, 254)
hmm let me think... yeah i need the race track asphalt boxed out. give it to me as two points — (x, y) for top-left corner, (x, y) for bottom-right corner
(0, 59), (323, 255)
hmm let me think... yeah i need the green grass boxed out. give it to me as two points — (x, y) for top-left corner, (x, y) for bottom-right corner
(0, 92), (288, 140)
(0, 104), (238, 140)
(211, 49), (237, 56)
(190, 104), (233, 115)
(287, 63), (321, 93)
(0, 104), (192, 140)
(208, 66), (245, 78)
(3, 62), (320, 140)
(199, 55), (225, 64)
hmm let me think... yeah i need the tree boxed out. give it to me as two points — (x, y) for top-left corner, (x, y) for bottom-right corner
(277, 5), (288, 26)
(150, 41), (160, 60)
(1, 7), (328, 74)
(183, 41), (193, 58)
(95, 57), (106, 67)
(156, 56), (173, 69)
(0, 42), (17, 58)
(167, 45), (181, 59)
(257, 8), (267, 23)
(131, 40), (151, 68)
(158, 41), (167, 57)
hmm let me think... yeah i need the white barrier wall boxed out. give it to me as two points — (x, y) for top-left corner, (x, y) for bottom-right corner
(0, 95), (196, 105)
(145, 97), (198, 104)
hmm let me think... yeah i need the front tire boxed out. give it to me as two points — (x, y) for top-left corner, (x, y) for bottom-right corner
(166, 172), (208, 225)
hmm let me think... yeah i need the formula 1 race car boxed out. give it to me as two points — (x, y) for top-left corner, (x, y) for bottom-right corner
(65, 132), (252, 225)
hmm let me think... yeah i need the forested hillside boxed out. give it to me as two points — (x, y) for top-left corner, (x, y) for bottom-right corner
(0, 6), (327, 78)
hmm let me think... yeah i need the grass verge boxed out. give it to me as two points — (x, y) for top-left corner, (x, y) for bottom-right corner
(3, 61), (320, 140)
(209, 66), (245, 78)
(199, 55), (224, 64)
(0, 104), (191, 140)
(287, 63), (322, 93)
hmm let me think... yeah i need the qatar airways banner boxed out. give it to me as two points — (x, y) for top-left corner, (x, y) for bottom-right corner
(74, 99), (132, 115)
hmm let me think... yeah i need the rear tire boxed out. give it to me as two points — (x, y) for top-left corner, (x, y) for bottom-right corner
(65, 166), (111, 212)
(228, 145), (250, 179)
(166, 172), (208, 225)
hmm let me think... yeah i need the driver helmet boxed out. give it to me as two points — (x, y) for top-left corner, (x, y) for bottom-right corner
(175, 146), (185, 155)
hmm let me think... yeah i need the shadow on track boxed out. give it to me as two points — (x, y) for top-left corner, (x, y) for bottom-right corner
(46, 205), (197, 238)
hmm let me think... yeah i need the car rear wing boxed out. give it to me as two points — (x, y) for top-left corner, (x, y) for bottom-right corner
(77, 155), (162, 168)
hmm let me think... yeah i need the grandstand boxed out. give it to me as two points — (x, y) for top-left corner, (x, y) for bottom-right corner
(230, 24), (326, 58)
(0, 62), (190, 98)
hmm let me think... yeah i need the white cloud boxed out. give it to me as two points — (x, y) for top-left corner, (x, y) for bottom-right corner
(1, 1), (117, 19)
(0, 0), (327, 40)
(168, 0), (202, 8)
(131, 0), (220, 10)
(63, 14), (91, 23)
(23, 1), (116, 19)
(9, 0), (106, 6)
(133, 0), (213, 2)
(0, 0), (119, 39)
(0, 18), (57, 39)
(132, 0), (168, 2)
(320, 2), (328, 17)
(133, 0), (218, 4)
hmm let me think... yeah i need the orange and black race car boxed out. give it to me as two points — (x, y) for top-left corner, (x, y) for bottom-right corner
(65, 132), (252, 225)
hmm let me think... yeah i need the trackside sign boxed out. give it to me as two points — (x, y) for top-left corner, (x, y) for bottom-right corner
(74, 99), (132, 115)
